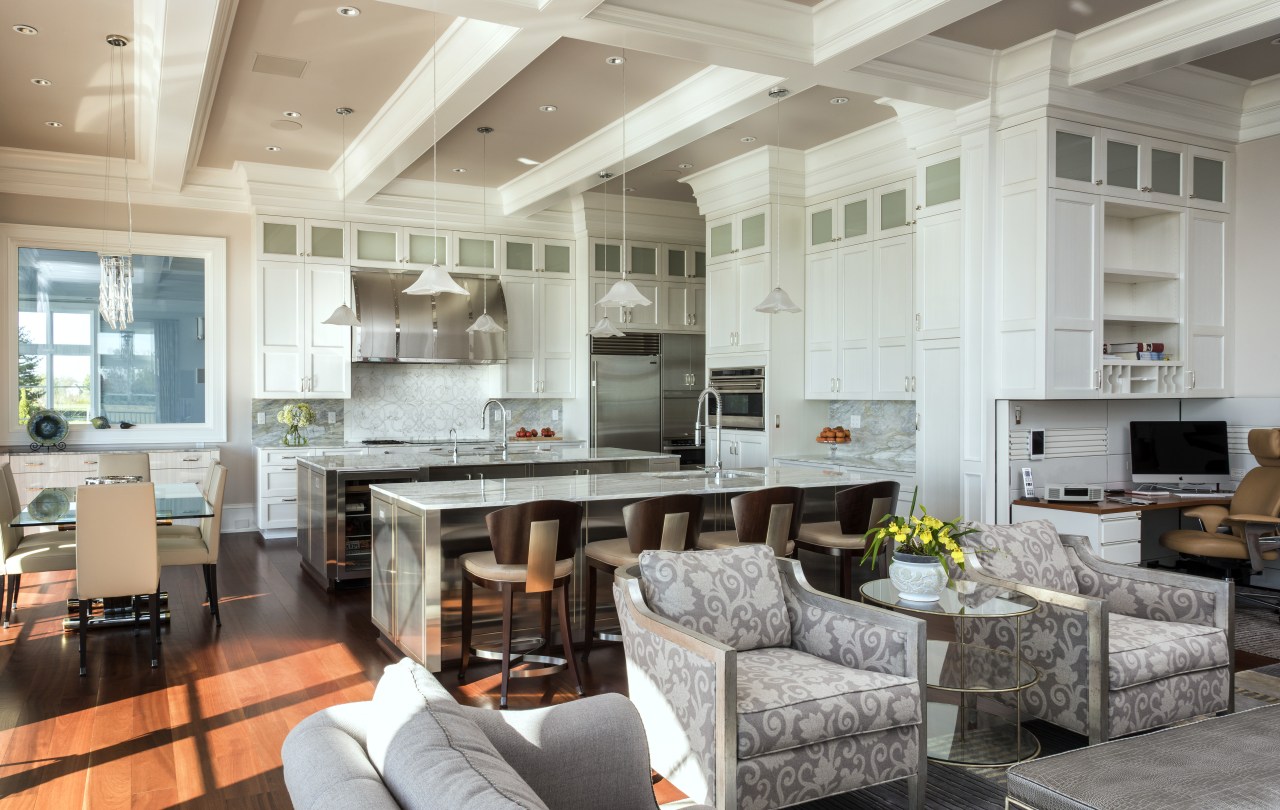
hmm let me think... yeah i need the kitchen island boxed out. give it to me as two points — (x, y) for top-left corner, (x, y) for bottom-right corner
(295, 447), (679, 587)
(368, 464), (863, 671)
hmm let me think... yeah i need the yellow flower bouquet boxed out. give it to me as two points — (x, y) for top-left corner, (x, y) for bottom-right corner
(860, 487), (977, 576)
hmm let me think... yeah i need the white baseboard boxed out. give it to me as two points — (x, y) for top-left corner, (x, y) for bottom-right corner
(221, 502), (256, 533)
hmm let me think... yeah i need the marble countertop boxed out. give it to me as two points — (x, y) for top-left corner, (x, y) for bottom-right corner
(298, 446), (675, 473)
(773, 454), (915, 474)
(257, 437), (583, 451)
(372, 465), (860, 511)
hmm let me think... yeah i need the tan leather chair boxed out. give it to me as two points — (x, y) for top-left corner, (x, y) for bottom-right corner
(695, 486), (804, 557)
(75, 482), (161, 676)
(1, 462), (77, 628)
(1161, 428), (1280, 611)
(98, 452), (151, 481)
(158, 463), (227, 626)
(795, 481), (901, 598)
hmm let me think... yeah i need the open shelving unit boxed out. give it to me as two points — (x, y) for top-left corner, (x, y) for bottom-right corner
(1099, 200), (1185, 396)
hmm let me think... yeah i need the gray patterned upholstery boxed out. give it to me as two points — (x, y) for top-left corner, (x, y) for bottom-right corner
(616, 550), (926, 810)
(1008, 704), (1280, 810)
(968, 519), (1080, 593)
(638, 545), (791, 652)
(963, 531), (1233, 744)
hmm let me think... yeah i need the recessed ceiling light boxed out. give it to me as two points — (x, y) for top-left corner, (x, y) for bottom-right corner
(265, 145), (282, 152)
(31, 78), (52, 86)
(283, 110), (301, 118)
(605, 56), (625, 65)
(13, 24), (38, 35)
(516, 157), (540, 166)
(539, 104), (558, 112)
(44, 121), (63, 127)
(336, 6), (361, 16)
(830, 96), (849, 105)
(677, 163), (692, 169)
(740, 136), (756, 143)
(452, 167), (467, 173)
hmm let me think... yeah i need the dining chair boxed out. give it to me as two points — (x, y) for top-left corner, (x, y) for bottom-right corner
(1, 462), (77, 629)
(98, 452), (151, 481)
(158, 463), (227, 626)
(75, 482), (161, 676)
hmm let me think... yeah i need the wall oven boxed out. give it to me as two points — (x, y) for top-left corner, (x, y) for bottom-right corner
(708, 367), (765, 430)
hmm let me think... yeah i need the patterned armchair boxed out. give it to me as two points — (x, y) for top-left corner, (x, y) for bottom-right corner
(614, 544), (926, 810)
(962, 520), (1234, 744)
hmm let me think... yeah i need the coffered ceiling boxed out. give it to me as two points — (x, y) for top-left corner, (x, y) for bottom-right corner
(1, 0), (1278, 212)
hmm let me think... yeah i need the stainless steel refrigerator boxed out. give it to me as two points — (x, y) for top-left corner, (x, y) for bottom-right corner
(591, 335), (661, 452)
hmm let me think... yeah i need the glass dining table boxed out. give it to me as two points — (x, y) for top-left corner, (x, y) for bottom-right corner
(10, 482), (215, 629)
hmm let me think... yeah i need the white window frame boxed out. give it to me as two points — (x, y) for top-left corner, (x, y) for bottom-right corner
(2, 224), (228, 445)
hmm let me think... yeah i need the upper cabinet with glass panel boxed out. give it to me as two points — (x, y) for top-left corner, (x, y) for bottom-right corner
(806, 191), (871, 254)
(1047, 120), (1216, 209)
(873, 179), (914, 238)
(501, 237), (574, 276)
(706, 205), (770, 265)
(7, 224), (227, 445)
(916, 151), (961, 218)
(258, 216), (348, 265)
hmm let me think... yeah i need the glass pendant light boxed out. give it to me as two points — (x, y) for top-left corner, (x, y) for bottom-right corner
(587, 170), (626, 337)
(754, 87), (801, 314)
(406, 10), (469, 298)
(323, 106), (362, 326)
(595, 52), (652, 312)
(98, 34), (134, 331)
(468, 126), (504, 333)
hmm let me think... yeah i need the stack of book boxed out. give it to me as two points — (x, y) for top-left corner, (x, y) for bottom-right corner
(1103, 342), (1168, 361)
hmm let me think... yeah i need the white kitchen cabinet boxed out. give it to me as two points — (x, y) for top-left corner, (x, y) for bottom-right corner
(404, 227), (450, 267)
(353, 222), (407, 268)
(663, 282), (706, 332)
(713, 430), (768, 470)
(258, 216), (348, 265)
(503, 276), (575, 398)
(873, 179), (915, 239)
(915, 151), (962, 218)
(804, 243), (873, 399)
(501, 236), (573, 275)
(706, 253), (771, 355)
(1187, 146), (1230, 213)
(914, 208), (963, 341)
(914, 338), (963, 518)
(1048, 120), (1190, 206)
(806, 191), (871, 254)
(707, 205), (769, 265)
(589, 239), (661, 278)
(872, 235), (915, 400)
(1011, 503), (1143, 564)
(256, 261), (352, 398)
(1184, 210), (1229, 397)
(666, 245), (706, 279)
(591, 279), (660, 328)
(453, 231), (497, 274)
(1047, 191), (1103, 398)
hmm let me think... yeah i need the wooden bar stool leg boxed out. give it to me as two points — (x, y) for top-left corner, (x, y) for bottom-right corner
(582, 563), (597, 660)
(556, 582), (583, 696)
(459, 576), (473, 681)
(500, 587), (515, 709)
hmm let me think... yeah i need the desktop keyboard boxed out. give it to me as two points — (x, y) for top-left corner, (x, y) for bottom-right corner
(1170, 491), (1233, 499)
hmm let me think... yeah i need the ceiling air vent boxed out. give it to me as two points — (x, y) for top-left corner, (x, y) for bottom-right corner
(251, 54), (309, 79)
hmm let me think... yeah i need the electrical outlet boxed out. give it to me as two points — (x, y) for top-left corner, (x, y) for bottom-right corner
(847, 415), (861, 429)
(551, 409), (560, 420)
(256, 412), (265, 425)
(328, 411), (336, 424)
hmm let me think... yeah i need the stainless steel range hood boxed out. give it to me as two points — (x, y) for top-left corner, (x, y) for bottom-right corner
(351, 269), (507, 364)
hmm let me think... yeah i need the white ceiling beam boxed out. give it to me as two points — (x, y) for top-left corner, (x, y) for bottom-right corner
(812, 0), (1000, 68)
(1069, 0), (1280, 91)
(499, 66), (789, 217)
(142, 0), (238, 191)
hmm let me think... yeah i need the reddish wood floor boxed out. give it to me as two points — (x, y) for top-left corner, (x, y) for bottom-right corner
(2, 532), (1274, 808)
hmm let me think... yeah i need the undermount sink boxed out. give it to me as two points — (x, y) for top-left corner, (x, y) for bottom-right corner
(647, 470), (764, 481)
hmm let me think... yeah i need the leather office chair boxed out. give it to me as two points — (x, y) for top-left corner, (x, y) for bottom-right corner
(98, 452), (151, 481)
(1161, 427), (1280, 614)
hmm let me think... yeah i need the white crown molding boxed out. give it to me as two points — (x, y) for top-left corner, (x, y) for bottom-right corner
(803, 118), (914, 202)
(1241, 75), (1280, 142)
(680, 145), (805, 217)
(813, 0), (1000, 68)
(877, 98), (962, 152)
(1068, 0), (1280, 91)
(849, 38), (991, 109)
(588, 0), (812, 64)
(500, 66), (785, 218)
(578, 191), (705, 243)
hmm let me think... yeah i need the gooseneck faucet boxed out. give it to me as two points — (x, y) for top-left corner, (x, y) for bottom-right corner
(481, 398), (509, 458)
(448, 427), (459, 462)
(694, 386), (723, 474)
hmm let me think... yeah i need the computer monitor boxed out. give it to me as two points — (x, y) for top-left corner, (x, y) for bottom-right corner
(1129, 420), (1232, 486)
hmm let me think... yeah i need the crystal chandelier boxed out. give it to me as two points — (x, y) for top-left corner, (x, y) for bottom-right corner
(99, 34), (134, 330)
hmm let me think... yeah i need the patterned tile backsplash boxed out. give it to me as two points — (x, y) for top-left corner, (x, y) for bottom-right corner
(825, 400), (916, 467)
(252, 365), (563, 447)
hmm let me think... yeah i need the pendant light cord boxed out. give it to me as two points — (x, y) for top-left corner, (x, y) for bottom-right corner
(118, 44), (133, 257)
(773, 89), (782, 290)
(431, 7), (439, 261)
(620, 52), (627, 280)
(481, 127), (489, 313)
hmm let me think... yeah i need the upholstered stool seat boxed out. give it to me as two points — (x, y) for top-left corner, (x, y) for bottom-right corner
(696, 529), (795, 556)
(796, 481), (900, 598)
(581, 494), (704, 662)
(461, 552), (574, 582)
(796, 521), (867, 548)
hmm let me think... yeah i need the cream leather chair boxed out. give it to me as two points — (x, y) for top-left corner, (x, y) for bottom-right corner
(157, 463), (227, 626)
(75, 482), (161, 676)
(98, 452), (151, 481)
(1, 462), (77, 628)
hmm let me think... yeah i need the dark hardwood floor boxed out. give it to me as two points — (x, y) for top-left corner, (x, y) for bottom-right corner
(1, 532), (1274, 808)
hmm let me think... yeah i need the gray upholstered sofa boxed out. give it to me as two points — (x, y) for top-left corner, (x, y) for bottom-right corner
(282, 658), (709, 810)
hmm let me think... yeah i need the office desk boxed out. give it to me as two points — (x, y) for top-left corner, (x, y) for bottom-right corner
(1011, 497), (1231, 565)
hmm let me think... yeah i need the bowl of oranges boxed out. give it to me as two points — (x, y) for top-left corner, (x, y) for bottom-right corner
(816, 426), (851, 444)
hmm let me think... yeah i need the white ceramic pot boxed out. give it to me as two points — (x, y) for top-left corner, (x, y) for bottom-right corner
(889, 552), (948, 602)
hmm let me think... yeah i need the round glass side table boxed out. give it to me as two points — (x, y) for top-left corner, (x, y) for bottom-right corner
(860, 578), (1041, 767)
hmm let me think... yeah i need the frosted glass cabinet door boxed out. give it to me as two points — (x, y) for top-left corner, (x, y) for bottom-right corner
(738, 210), (768, 256)
(542, 240), (573, 274)
(1102, 131), (1141, 198)
(808, 203), (836, 252)
(874, 180), (914, 238)
(305, 220), (347, 264)
(354, 224), (402, 268)
(455, 233), (496, 272)
(591, 240), (622, 273)
(503, 237), (536, 273)
(1188, 147), (1229, 212)
(406, 230), (448, 267)
(260, 217), (302, 260)
(918, 154), (961, 216)
(628, 242), (660, 276)
(842, 196), (870, 242)
(708, 218), (734, 262)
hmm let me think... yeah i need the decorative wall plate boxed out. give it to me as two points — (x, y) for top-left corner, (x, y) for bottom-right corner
(26, 409), (69, 450)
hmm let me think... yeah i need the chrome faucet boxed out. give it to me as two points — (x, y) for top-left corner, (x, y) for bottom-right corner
(448, 427), (459, 462)
(694, 386), (723, 474)
(481, 398), (510, 458)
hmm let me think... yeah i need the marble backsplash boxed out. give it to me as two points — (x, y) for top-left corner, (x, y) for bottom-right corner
(825, 400), (916, 467)
(250, 365), (563, 446)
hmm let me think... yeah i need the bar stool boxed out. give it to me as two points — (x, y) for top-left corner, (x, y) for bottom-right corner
(796, 481), (901, 598)
(458, 500), (584, 709)
(581, 494), (704, 661)
(695, 486), (805, 558)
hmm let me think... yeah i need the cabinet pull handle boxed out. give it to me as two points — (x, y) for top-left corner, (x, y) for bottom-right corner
(1094, 179), (1103, 186)
(1189, 371), (1196, 389)
(1140, 186), (1152, 193)
(282, 498), (296, 503)
(904, 376), (910, 391)
(182, 457), (199, 462)
(915, 204), (922, 211)
(1094, 369), (1102, 389)
(915, 313), (921, 331)
(910, 376), (916, 392)
(1189, 194), (1198, 199)
(85, 460), (97, 465)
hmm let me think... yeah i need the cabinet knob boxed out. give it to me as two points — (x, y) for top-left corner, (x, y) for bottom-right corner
(1094, 179), (1103, 186)
(915, 204), (922, 211)
(1140, 186), (1152, 193)
(297, 251), (304, 257)
(1189, 194), (1198, 199)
